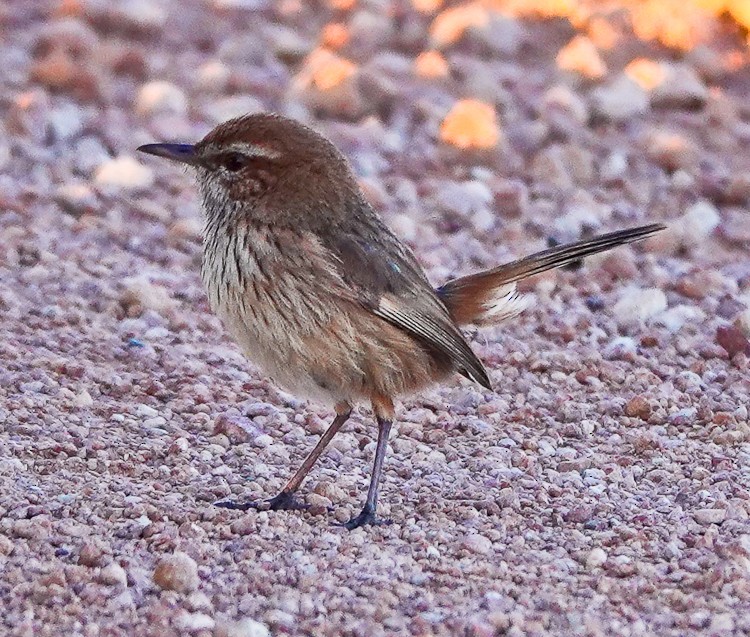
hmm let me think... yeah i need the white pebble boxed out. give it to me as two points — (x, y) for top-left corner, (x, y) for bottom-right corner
(653, 305), (704, 332)
(590, 74), (649, 122)
(651, 63), (708, 108)
(170, 437), (190, 454)
(694, 509), (726, 525)
(75, 390), (94, 407)
(116, 0), (166, 29)
(175, 612), (215, 633)
(144, 326), (170, 340)
(254, 434), (274, 448)
(463, 533), (492, 554)
(98, 562), (128, 587)
(216, 618), (271, 637)
(122, 276), (178, 314)
(204, 95), (265, 125)
(196, 59), (231, 92)
(390, 213), (417, 242)
(600, 152), (628, 183)
(586, 547), (607, 569)
(95, 156), (154, 191)
(49, 103), (84, 141)
(137, 404), (160, 418)
(681, 200), (720, 246)
(708, 613), (735, 633)
(613, 288), (667, 322)
(136, 81), (187, 115)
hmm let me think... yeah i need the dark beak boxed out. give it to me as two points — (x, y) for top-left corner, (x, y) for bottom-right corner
(136, 143), (202, 167)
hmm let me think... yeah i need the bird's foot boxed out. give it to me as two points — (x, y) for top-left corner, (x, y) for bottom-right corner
(336, 505), (392, 530)
(215, 491), (308, 512)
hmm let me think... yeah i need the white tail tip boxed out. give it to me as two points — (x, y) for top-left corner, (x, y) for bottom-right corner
(476, 283), (533, 325)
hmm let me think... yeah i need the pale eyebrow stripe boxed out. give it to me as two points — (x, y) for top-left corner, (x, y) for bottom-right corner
(225, 142), (283, 160)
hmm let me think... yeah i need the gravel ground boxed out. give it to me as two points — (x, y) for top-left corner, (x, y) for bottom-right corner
(2, 1), (750, 636)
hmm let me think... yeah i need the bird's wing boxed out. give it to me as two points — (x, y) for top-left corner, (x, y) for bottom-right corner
(318, 216), (491, 390)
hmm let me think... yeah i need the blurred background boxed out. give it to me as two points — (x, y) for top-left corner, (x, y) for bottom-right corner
(3, 0), (750, 261)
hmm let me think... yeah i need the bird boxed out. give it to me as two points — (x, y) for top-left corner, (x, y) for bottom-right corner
(137, 113), (665, 530)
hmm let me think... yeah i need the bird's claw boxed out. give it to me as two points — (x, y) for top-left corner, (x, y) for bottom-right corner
(335, 506), (392, 530)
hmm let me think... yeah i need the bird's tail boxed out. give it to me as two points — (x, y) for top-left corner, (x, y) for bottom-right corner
(436, 223), (665, 326)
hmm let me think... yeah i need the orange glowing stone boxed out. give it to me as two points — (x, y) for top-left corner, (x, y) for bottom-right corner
(556, 35), (607, 79)
(56, 0), (83, 17)
(440, 99), (500, 150)
(328, 0), (355, 9)
(321, 22), (349, 49)
(415, 50), (449, 78)
(587, 16), (619, 50)
(299, 49), (357, 91)
(625, 58), (667, 91)
(313, 57), (356, 90)
(729, 0), (750, 30)
(412, 0), (443, 14)
(631, 0), (712, 51)
(430, 2), (489, 47)
(16, 91), (36, 110)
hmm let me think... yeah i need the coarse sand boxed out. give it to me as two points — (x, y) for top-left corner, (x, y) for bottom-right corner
(2, 1), (750, 636)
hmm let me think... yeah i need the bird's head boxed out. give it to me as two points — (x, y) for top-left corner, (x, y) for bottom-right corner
(138, 113), (359, 228)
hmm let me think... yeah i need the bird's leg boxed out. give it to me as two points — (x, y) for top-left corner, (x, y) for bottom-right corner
(341, 395), (394, 530)
(216, 403), (352, 512)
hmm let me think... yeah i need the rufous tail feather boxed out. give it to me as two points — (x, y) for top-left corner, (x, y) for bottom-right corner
(437, 223), (665, 326)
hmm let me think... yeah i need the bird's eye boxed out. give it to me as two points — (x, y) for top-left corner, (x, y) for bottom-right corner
(223, 152), (247, 172)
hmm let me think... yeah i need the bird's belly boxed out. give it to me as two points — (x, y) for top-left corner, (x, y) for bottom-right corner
(200, 226), (449, 404)
(204, 270), (342, 403)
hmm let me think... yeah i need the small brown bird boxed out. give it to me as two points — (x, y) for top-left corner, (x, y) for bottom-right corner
(138, 113), (664, 529)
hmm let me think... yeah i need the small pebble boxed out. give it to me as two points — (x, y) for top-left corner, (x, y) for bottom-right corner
(293, 49), (365, 119)
(121, 277), (177, 314)
(653, 305), (704, 332)
(586, 548), (607, 569)
(215, 618), (271, 637)
(625, 396), (651, 420)
(651, 63), (708, 109)
(591, 75), (649, 122)
(136, 80), (187, 115)
(75, 389), (94, 407)
(556, 35), (606, 79)
(694, 509), (726, 525)
(613, 288), (667, 322)
(716, 325), (750, 358)
(429, 3), (489, 47)
(440, 99), (499, 150)
(463, 534), (492, 554)
(175, 612), (216, 633)
(79, 542), (106, 567)
(254, 434), (274, 448)
(603, 336), (637, 360)
(94, 156), (154, 191)
(681, 200), (720, 245)
(646, 130), (697, 172)
(99, 562), (128, 587)
(153, 552), (200, 593)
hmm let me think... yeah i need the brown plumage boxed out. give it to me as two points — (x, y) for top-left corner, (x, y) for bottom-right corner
(138, 113), (665, 529)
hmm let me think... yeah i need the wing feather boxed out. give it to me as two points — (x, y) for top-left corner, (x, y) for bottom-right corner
(317, 208), (491, 390)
